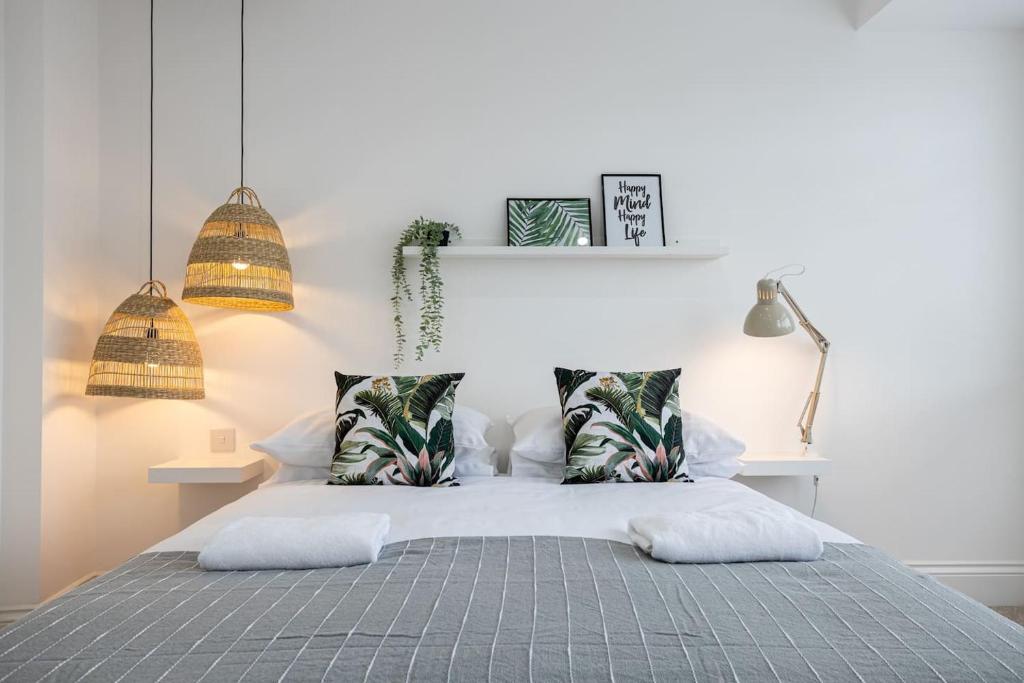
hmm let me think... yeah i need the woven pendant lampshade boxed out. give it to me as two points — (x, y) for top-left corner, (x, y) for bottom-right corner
(182, 186), (294, 311)
(183, 0), (295, 312)
(86, 0), (204, 401)
(86, 281), (205, 400)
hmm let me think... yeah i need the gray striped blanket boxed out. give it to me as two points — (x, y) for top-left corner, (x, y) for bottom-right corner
(1, 538), (1022, 682)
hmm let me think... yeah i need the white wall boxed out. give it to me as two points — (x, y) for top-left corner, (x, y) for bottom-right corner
(1, 0), (46, 610)
(1, 0), (100, 609)
(79, 0), (1024, 602)
(39, 0), (100, 600)
(0, 0), (6, 592)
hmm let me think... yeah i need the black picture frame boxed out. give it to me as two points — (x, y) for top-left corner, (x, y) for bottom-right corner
(601, 174), (666, 247)
(506, 198), (593, 247)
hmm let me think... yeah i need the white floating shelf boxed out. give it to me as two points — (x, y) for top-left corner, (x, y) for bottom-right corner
(402, 240), (728, 261)
(148, 455), (265, 484)
(738, 452), (832, 477)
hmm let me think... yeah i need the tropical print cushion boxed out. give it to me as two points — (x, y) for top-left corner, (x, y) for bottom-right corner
(555, 367), (689, 484)
(328, 372), (464, 486)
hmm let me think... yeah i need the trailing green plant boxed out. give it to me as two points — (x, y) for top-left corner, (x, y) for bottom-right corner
(391, 218), (462, 367)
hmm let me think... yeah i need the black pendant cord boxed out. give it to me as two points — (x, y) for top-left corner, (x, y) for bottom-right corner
(149, 0), (155, 289)
(240, 0), (245, 189)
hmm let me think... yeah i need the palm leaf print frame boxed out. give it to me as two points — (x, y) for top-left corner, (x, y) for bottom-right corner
(507, 198), (593, 247)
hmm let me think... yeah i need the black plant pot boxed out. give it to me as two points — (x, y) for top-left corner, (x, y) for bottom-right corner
(439, 229), (451, 247)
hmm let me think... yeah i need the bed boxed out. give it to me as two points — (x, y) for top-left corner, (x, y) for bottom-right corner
(1, 476), (1022, 682)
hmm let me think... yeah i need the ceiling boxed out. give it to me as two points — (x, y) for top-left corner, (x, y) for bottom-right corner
(856, 0), (1024, 30)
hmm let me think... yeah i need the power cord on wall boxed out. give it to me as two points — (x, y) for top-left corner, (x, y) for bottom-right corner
(811, 475), (820, 518)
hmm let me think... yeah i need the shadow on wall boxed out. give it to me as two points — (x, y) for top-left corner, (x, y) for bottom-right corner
(42, 312), (94, 409)
(835, 0), (890, 28)
(179, 481), (259, 530)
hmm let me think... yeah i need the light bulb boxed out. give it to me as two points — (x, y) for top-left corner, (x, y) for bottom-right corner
(146, 361), (159, 370)
(577, 236), (590, 246)
(231, 260), (250, 271)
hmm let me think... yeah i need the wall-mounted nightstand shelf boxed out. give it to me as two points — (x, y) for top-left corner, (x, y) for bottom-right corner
(738, 452), (831, 477)
(148, 455), (264, 484)
(402, 240), (728, 261)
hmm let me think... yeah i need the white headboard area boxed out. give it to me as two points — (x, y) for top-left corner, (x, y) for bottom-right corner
(85, 0), (1024, 582)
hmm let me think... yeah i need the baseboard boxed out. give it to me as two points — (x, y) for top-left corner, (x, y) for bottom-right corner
(47, 571), (103, 601)
(0, 571), (103, 629)
(906, 561), (1024, 607)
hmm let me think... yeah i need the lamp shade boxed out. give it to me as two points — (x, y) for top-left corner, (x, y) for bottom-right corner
(182, 186), (294, 311)
(743, 278), (795, 337)
(86, 281), (205, 399)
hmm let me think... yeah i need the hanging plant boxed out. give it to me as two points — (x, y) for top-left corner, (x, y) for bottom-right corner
(391, 217), (462, 367)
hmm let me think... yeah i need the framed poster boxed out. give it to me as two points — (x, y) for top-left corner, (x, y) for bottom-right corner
(507, 198), (592, 247)
(601, 174), (665, 247)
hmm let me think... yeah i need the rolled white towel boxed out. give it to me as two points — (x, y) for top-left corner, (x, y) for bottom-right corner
(199, 513), (390, 571)
(629, 509), (823, 563)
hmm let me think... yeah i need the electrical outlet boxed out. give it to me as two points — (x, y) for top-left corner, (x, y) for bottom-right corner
(210, 428), (236, 453)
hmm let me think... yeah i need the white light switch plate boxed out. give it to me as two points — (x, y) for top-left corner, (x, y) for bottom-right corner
(210, 428), (236, 453)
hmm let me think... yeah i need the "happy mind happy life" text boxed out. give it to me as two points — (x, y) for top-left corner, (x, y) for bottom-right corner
(613, 180), (652, 246)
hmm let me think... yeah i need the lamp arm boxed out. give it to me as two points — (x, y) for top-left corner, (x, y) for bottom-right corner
(777, 282), (830, 445)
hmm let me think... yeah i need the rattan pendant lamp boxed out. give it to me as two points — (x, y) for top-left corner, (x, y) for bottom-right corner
(85, 0), (204, 400)
(182, 0), (294, 312)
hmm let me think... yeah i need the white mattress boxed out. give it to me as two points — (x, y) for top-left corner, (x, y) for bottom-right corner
(150, 476), (856, 552)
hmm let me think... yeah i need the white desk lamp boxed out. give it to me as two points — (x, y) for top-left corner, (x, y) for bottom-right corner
(743, 266), (830, 448)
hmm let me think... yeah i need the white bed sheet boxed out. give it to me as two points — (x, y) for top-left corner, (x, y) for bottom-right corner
(150, 476), (856, 552)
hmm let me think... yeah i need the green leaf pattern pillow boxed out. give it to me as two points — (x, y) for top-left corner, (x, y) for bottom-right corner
(328, 372), (464, 486)
(555, 367), (690, 484)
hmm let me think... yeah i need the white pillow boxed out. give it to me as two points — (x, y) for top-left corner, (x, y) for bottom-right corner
(454, 405), (492, 450)
(251, 409), (334, 468)
(251, 404), (494, 473)
(507, 406), (563, 464)
(507, 406), (746, 478)
(452, 445), (497, 477)
(680, 410), (746, 479)
(682, 412), (746, 465)
(508, 452), (562, 479)
(260, 464), (330, 487)
(688, 458), (744, 479)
